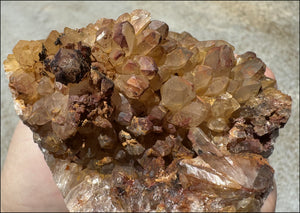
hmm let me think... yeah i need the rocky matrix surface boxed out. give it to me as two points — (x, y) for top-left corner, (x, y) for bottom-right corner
(4, 9), (292, 212)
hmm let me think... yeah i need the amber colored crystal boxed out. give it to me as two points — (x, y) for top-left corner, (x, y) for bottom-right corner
(183, 65), (213, 94)
(4, 9), (292, 212)
(169, 98), (209, 127)
(161, 76), (195, 111)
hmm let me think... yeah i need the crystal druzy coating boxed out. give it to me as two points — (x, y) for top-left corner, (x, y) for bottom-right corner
(4, 9), (292, 212)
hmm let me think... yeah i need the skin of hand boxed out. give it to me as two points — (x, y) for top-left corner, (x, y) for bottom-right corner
(1, 68), (277, 212)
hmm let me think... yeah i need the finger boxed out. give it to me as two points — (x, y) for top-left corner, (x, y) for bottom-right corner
(261, 180), (277, 212)
(265, 66), (276, 80)
(1, 121), (68, 212)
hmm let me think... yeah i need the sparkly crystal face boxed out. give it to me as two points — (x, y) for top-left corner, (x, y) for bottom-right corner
(4, 9), (292, 212)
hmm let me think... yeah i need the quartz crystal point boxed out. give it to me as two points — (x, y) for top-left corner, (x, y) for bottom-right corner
(4, 9), (292, 212)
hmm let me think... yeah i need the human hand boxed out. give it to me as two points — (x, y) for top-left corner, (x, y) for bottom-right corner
(1, 121), (69, 212)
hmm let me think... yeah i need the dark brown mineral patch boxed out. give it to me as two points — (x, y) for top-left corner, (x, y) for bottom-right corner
(48, 46), (91, 85)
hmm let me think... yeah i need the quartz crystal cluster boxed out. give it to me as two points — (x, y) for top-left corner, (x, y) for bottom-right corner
(4, 9), (292, 212)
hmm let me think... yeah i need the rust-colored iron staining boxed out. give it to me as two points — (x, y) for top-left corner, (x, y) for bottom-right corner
(4, 9), (291, 212)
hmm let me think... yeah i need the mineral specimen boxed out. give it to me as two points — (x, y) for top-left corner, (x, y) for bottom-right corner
(4, 9), (292, 212)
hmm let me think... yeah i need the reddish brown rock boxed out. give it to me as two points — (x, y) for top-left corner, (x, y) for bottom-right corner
(3, 9), (292, 212)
